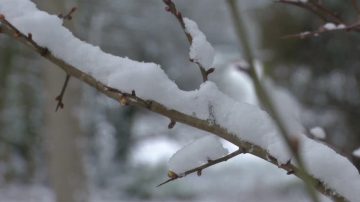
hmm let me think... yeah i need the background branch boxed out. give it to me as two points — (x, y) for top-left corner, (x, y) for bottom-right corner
(227, 1), (322, 201)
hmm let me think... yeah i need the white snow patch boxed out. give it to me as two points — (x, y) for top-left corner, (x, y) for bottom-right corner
(352, 147), (360, 158)
(323, 23), (345, 30)
(323, 23), (337, 30)
(310, 127), (326, 139)
(183, 17), (215, 70)
(168, 136), (228, 174)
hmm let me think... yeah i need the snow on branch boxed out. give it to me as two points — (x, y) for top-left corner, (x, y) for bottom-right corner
(163, 0), (215, 81)
(168, 136), (229, 174)
(157, 147), (243, 187)
(0, 0), (359, 201)
(277, 0), (360, 39)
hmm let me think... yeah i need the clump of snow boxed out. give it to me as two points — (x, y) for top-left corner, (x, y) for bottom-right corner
(168, 136), (228, 174)
(337, 24), (346, 29)
(323, 23), (346, 30)
(352, 147), (360, 158)
(323, 23), (337, 30)
(183, 17), (215, 70)
(2, 1), (360, 201)
(310, 127), (326, 139)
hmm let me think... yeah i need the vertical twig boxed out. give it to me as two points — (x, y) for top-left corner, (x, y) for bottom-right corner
(55, 74), (70, 111)
(226, 1), (320, 202)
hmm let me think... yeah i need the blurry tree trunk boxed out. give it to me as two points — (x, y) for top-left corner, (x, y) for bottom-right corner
(35, 0), (89, 202)
(0, 42), (14, 181)
(43, 67), (88, 202)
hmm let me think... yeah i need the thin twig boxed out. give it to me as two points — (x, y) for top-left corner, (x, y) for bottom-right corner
(227, 1), (321, 202)
(55, 74), (70, 111)
(53, 7), (78, 111)
(162, 0), (210, 81)
(157, 149), (244, 187)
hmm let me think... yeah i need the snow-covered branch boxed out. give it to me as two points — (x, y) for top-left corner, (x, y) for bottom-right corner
(163, 0), (215, 81)
(0, 0), (359, 201)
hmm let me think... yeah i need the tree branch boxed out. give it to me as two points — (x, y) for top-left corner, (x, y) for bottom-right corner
(0, 13), (348, 202)
(55, 74), (70, 111)
(157, 148), (244, 187)
(277, 0), (360, 38)
(162, 0), (212, 81)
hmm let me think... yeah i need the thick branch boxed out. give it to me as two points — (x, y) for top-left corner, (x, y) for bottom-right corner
(0, 15), (347, 202)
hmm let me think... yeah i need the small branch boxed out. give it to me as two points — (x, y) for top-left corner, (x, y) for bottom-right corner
(54, 7), (77, 111)
(162, 0), (209, 81)
(55, 74), (70, 111)
(168, 119), (176, 129)
(157, 149), (244, 187)
(276, 0), (342, 23)
(277, 0), (360, 38)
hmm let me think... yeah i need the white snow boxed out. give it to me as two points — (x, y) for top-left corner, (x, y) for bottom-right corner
(352, 147), (360, 158)
(323, 23), (337, 30)
(337, 24), (346, 29)
(1, 0), (360, 201)
(168, 136), (228, 174)
(310, 127), (326, 139)
(323, 23), (345, 30)
(183, 17), (215, 70)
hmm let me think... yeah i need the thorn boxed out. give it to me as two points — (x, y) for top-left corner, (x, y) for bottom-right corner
(131, 90), (136, 96)
(168, 119), (176, 129)
(40, 47), (49, 56)
(206, 68), (215, 76)
(286, 159), (291, 165)
(156, 178), (175, 187)
(55, 95), (64, 111)
(27, 33), (32, 40)
(176, 11), (182, 18)
(287, 170), (295, 175)
(197, 170), (202, 176)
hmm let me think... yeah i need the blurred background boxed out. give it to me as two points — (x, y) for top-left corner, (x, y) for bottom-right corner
(0, 0), (359, 201)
